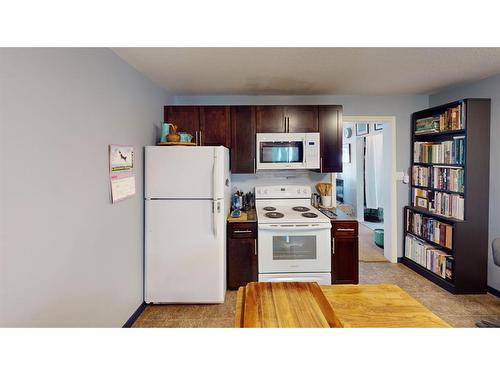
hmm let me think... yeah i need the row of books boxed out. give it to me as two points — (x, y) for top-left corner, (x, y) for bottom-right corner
(405, 234), (454, 280)
(414, 103), (465, 134)
(413, 137), (465, 165)
(432, 166), (464, 193)
(406, 209), (453, 249)
(412, 165), (430, 187)
(413, 188), (465, 220)
(412, 165), (465, 193)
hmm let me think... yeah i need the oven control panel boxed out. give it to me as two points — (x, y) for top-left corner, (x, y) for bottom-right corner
(255, 185), (311, 199)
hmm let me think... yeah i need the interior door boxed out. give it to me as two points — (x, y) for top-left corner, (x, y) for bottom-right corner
(256, 106), (285, 133)
(145, 199), (225, 303)
(200, 106), (231, 147)
(285, 106), (319, 132)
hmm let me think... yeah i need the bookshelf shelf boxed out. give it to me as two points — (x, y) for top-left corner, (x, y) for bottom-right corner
(413, 162), (464, 167)
(411, 185), (464, 196)
(414, 129), (466, 138)
(404, 229), (453, 252)
(400, 257), (456, 293)
(406, 205), (464, 224)
(404, 98), (491, 294)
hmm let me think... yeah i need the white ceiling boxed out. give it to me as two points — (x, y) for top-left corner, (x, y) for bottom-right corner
(112, 48), (500, 96)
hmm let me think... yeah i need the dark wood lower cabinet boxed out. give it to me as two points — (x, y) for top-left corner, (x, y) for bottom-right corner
(227, 222), (258, 290)
(331, 221), (359, 284)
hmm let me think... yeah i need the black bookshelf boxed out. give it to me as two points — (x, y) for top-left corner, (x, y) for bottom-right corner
(403, 99), (491, 294)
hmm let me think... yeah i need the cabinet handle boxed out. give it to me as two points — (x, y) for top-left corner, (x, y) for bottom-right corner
(195, 131), (199, 145)
(332, 238), (335, 255)
(320, 157), (323, 173)
(253, 157), (256, 174)
(234, 230), (252, 234)
(254, 239), (257, 256)
(337, 228), (355, 232)
(287, 117), (290, 133)
(199, 130), (202, 145)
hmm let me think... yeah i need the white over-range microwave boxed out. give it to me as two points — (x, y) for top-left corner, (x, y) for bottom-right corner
(256, 132), (320, 170)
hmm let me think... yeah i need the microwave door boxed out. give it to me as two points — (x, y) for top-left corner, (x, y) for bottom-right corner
(257, 140), (306, 170)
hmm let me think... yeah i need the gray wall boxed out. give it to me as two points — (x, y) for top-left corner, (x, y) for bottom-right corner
(174, 95), (429, 258)
(429, 75), (500, 291)
(0, 48), (170, 327)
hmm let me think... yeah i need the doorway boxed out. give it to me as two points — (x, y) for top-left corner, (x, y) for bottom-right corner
(339, 116), (397, 263)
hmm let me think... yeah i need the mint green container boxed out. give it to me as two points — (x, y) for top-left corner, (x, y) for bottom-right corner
(160, 123), (171, 143)
(374, 229), (384, 248)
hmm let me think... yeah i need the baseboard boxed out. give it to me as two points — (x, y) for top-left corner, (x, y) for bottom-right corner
(123, 302), (147, 328)
(397, 257), (403, 263)
(487, 286), (500, 298)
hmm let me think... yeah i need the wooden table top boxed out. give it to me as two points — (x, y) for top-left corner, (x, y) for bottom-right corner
(235, 283), (450, 328)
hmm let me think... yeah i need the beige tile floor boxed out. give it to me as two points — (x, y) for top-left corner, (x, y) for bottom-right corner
(133, 262), (500, 328)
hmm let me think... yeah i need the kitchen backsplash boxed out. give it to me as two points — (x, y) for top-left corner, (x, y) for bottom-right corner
(231, 170), (333, 194)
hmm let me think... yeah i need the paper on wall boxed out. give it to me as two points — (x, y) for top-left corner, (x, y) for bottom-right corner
(110, 172), (136, 203)
(109, 144), (136, 203)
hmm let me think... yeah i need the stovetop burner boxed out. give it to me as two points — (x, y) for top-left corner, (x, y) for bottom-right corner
(301, 212), (318, 218)
(292, 206), (310, 212)
(263, 206), (276, 211)
(265, 212), (284, 218)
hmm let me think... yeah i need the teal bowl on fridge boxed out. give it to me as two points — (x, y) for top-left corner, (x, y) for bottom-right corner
(179, 132), (193, 143)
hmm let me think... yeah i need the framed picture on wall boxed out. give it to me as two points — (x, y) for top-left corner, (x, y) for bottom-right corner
(342, 144), (351, 163)
(355, 122), (369, 136)
(374, 123), (384, 131)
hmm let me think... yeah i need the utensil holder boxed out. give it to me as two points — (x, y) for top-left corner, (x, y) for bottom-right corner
(321, 195), (332, 208)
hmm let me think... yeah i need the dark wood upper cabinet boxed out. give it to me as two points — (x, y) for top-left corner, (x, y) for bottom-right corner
(164, 106), (200, 137)
(319, 105), (343, 173)
(285, 106), (319, 132)
(199, 106), (231, 147)
(256, 106), (285, 133)
(231, 106), (256, 174)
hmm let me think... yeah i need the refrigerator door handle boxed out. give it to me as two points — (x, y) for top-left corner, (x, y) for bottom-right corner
(212, 150), (219, 237)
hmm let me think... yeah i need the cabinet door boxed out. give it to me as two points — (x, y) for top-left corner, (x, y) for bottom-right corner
(200, 106), (231, 147)
(256, 106), (285, 133)
(231, 106), (256, 174)
(331, 237), (359, 284)
(285, 106), (318, 133)
(319, 105), (343, 172)
(227, 237), (258, 290)
(164, 106), (200, 139)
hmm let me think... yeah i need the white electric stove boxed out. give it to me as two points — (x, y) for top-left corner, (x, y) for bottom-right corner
(255, 185), (332, 285)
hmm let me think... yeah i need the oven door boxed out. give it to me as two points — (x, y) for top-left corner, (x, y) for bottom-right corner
(256, 133), (307, 170)
(258, 222), (332, 273)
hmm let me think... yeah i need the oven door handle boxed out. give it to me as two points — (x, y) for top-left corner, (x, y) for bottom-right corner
(258, 223), (331, 231)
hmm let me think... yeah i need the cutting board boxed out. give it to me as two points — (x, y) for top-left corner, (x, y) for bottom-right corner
(238, 282), (342, 328)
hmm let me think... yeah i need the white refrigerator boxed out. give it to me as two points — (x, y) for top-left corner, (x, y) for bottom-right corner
(144, 146), (231, 304)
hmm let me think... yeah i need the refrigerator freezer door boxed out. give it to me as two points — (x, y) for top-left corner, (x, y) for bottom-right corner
(145, 146), (228, 199)
(145, 199), (226, 303)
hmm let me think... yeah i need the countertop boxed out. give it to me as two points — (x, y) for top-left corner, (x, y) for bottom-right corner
(227, 209), (257, 223)
(317, 207), (357, 221)
(235, 283), (451, 328)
